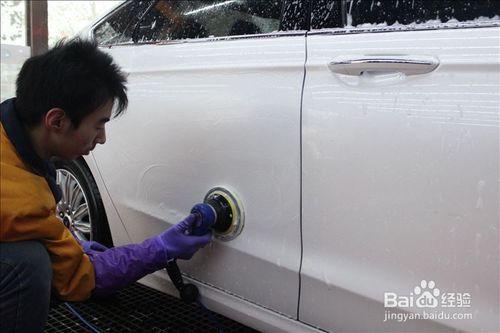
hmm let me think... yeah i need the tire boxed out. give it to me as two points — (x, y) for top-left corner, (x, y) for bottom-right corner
(52, 157), (113, 247)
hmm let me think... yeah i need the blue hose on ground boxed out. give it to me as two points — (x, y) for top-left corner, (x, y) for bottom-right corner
(64, 302), (101, 333)
(65, 299), (223, 333)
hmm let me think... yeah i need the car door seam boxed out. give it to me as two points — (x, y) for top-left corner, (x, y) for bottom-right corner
(297, 29), (309, 321)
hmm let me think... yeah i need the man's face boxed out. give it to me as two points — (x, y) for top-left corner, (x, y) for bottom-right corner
(57, 100), (113, 160)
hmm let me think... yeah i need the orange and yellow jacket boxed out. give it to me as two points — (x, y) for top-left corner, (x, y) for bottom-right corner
(0, 98), (95, 301)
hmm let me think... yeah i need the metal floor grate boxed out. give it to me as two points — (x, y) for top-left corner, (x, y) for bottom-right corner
(45, 282), (259, 333)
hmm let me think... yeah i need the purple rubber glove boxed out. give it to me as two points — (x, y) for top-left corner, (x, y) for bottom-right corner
(81, 240), (109, 253)
(157, 213), (214, 260)
(86, 214), (212, 297)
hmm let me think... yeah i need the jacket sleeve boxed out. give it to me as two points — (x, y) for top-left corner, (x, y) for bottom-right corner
(0, 160), (95, 301)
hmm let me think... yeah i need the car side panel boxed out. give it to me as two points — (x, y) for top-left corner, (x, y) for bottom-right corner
(92, 37), (305, 317)
(83, 154), (132, 246)
(301, 27), (500, 332)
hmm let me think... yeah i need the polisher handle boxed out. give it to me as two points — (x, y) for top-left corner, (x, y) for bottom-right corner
(190, 203), (216, 236)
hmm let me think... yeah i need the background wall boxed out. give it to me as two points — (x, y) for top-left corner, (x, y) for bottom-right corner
(1, 0), (123, 101)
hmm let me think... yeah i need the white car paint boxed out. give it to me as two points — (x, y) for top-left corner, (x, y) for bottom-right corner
(91, 36), (305, 319)
(81, 4), (500, 332)
(301, 27), (500, 333)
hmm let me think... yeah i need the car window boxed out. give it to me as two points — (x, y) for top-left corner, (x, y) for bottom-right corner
(311, 0), (342, 29)
(281, 0), (313, 31)
(312, 0), (500, 30)
(133, 0), (284, 43)
(93, 1), (153, 46)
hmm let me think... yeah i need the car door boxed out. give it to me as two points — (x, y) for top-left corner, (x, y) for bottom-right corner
(301, 1), (500, 332)
(90, 0), (307, 318)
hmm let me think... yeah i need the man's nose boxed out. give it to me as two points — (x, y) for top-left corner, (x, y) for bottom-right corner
(96, 129), (106, 145)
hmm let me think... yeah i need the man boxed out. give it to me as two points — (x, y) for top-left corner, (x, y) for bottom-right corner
(0, 38), (212, 332)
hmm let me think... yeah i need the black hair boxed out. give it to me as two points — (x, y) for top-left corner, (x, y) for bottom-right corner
(15, 37), (128, 128)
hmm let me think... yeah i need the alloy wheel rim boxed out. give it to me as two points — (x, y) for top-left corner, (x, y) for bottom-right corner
(56, 169), (92, 242)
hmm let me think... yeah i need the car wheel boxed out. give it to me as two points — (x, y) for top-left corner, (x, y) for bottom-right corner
(53, 157), (113, 247)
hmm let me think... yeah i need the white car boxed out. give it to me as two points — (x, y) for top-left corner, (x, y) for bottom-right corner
(56, 1), (500, 332)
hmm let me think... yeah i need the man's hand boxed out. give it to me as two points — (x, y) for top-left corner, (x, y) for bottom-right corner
(87, 213), (213, 297)
(81, 240), (108, 253)
(158, 214), (213, 260)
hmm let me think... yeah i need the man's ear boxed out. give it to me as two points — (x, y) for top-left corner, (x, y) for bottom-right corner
(44, 108), (69, 132)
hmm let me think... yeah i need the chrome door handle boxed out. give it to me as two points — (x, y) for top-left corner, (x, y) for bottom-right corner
(328, 55), (439, 76)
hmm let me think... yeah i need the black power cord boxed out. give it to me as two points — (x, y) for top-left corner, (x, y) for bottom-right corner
(166, 259), (224, 333)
